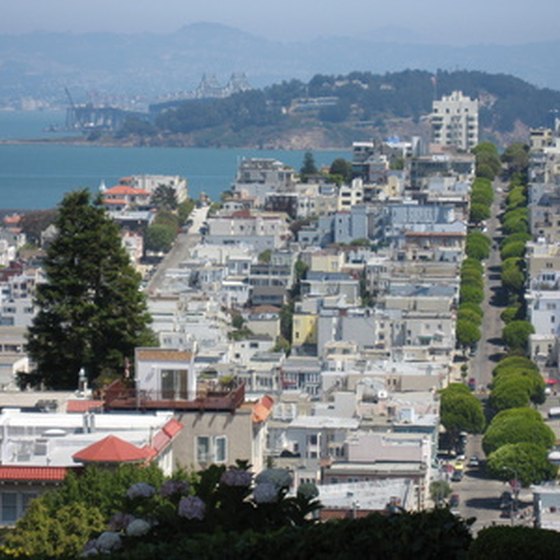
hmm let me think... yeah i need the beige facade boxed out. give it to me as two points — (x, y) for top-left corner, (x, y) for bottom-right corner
(173, 405), (266, 473)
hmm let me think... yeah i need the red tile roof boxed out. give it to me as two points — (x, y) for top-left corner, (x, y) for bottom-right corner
(150, 419), (184, 453)
(0, 466), (69, 482)
(66, 400), (104, 413)
(73, 435), (153, 464)
(162, 418), (183, 438)
(252, 394), (274, 423)
(105, 185), (149, 196)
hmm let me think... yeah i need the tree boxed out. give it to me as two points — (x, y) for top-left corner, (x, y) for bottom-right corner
(329, 158), (353, 183)
(300, 151), (318, 178)
(493, 356), (538, 376)
(150, 184), (178, 211)
(460, 284), (484, 305)
(473, 142), (501, 179)
(489, 375), (532, 411)
(145, 223), (176, 253)
(4, 501), (105, 558)
(466, 233), (491, 260)
(4, 464), (166, 557)
(457, 308), (483, 325)
(178, 199), (196, 225)
(501, 258), (525, 293)
(461, 258), (484, 274)
(25, 190), (155, 389)
(486, 443), (557, 487)
(482, 408), (555, 455)
(456, 319), (481, 348)
(258, 249), (272, 264)
(501, 143), (529, 180)
(500, 232), (531, 249)
(458, 302), (484, 319)
(470, 203), (491, 224)
(492, 362), (545, 405)
(501, 305), (521, 324)
(440, 384), (485, 444)
(500, 241), (526, 260)
(502, 320), (534, 351)
(430, 480), (452, 505)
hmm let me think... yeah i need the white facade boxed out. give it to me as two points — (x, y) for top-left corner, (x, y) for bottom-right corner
(431, 91), (479, 151)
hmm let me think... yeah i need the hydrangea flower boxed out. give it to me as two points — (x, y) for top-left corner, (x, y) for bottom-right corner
(127, 482), (156, 500)
(160, 479), (190, 498)
(81, 539), (98, 557)
(297, 482), (319, 500)
(220, 468), (253, 487)
(255, 468), (292, 490)
(253, 482), (279, 504)
(95, 531), (122, 553)
(126, 518), (151, 537)
(178, 496), (206, 520)
(108, 512), (135, 531)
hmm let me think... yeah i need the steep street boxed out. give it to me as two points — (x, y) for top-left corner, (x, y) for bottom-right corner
(147, 205), (209, 296)
(470, 181), (507, 390)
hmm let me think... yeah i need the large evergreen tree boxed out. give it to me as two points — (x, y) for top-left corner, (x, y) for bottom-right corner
(25, 190), (155, 389)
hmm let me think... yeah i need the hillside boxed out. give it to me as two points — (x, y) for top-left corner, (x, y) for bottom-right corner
(112, 69), (560, 149)
(2, 23), (560, 106)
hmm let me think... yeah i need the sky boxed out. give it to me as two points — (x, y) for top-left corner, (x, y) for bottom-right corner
(1, 0), (559, 45)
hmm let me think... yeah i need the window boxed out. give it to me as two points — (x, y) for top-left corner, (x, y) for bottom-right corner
(196, 436), (210, 463)
(1, 493), (17, 523)
(215, 436), (227, 463)
(196, 436), (227, 464)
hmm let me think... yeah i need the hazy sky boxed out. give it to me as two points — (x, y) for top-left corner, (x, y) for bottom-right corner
(1, 0), (559, 45)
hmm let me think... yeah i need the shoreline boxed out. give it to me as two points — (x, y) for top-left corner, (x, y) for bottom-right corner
(0, 136), (349, 152)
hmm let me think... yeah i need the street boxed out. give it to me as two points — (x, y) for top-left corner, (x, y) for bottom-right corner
(147, 205), (209, 295)
(469, 180), (508, 390)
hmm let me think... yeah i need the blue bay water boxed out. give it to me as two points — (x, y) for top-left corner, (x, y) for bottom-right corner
(0, 111), (349, 210)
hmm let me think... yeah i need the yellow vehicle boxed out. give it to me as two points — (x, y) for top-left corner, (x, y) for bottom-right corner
(454, 460), (465, 471)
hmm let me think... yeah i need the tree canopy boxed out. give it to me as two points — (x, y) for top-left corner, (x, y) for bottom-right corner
(300, 151), (318, 178)
(502, 320), (535, 352)
(25, 190), (155, 389)
(440, 384), (485, 441)
(151, 184), (178, 211)
(486, 442), (557, 487)
(482, 407), (555, 455)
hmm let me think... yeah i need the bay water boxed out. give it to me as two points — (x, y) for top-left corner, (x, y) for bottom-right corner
(0, 111), (349, 210)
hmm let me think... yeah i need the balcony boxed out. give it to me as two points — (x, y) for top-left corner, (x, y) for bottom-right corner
(103, 380), (245, 413)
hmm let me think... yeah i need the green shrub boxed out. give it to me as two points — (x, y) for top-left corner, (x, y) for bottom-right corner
(470, 525), (560, 559)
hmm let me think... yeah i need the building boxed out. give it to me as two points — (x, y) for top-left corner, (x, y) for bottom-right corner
(431, 91), (479, 151)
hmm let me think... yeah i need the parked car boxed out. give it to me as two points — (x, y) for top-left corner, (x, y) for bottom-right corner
(449, 493), (460, 508)
(468, 456), (480, 468)
(451, 470), (463, 482)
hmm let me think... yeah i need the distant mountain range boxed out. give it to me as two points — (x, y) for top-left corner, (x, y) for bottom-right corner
(1, 22), (560, 106)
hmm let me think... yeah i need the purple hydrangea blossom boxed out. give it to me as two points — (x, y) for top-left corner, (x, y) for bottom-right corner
(255, 468), (292, 490)
(95, 531), (122, 553)
(126, 482), (156, 500)
(253, 482), (279, 504)
(160, 479), (190, 498)
(126, 518), (151, 537)
(297, 482), (319, 500)
(108, 512), (135, 531)
(220, 468), (253, 487)
(178, 496), (206, 520)
(81, 539), (98, 557)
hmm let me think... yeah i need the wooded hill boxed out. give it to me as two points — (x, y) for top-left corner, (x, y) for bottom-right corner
(117, 69), (560, 147)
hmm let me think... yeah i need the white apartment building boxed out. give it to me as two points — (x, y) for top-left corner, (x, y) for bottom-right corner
(431, 91), (479, 151)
